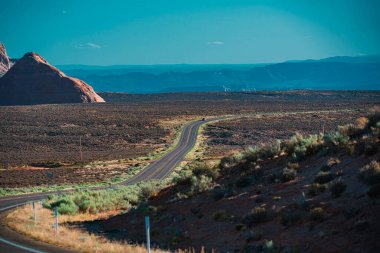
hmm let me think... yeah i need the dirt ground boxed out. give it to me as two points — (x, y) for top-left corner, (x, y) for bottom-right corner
(92, 145), (380, 253)
(0, 91), (378, 188)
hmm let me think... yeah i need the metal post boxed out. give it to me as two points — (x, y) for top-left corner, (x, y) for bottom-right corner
(32, 202), (37, 225)
(145, 216), (150, 253)
(54, 207), (59, 234)
(79, 136), (83, 162)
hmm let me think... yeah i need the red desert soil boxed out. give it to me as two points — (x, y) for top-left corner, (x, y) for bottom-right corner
(93, 136), (380, 252)
(0, 52), (104, 105)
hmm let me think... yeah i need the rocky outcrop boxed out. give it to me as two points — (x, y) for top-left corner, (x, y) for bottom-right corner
(0, 42), (10, 76)
(0, 52), (105, 105)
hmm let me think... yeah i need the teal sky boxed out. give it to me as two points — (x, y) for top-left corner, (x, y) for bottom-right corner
(1, 0), (379, 65)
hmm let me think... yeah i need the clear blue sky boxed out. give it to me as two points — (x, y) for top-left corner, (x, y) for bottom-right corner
(1, 0), (379, 65)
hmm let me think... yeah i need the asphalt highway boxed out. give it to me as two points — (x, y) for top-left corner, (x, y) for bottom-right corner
(0, 118), (219, 253)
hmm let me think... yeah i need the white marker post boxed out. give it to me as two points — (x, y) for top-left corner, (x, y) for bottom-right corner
(54, 207), (59, 235)
(145, 216), (151, 253)
(32, 202), (36, 225)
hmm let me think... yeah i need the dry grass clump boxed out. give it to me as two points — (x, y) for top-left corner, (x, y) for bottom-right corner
(330, 179), (347, 198)
(243, 207), (273, 226)
(358, 161), (380, 198)
(6, 204), (164, 253)
(358, 161), (380, 186)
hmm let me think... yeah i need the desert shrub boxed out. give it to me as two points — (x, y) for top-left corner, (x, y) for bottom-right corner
(338, 124), (361, 137)
(243, 146), (260, 162)
(235, 223), (247, 232)
(220, 155), (238, 169)
(367, 184), (380, 198)
(259, 140), (282, 159)
(43, 184), (147, 215)
(314, 171), (335, 184)
(236, 176), (254, 188)
(287, 162), (300, 171)
(327, 157), (341, 167)
(243, 140), (282, 162)
(307, 183), (327, 196)
(281, 168), (297, 182)
(367, 106), (380, 129)
(346, 143), (356, 156)
(358, 161), (380, 185)
(213, 210), (227, 221)
(324, 132), (350, 147)
(192, 163), (219, 181)
(309, 207), (324, 221)
(243, 207), (271, 226)
(140, 181), (162, 200)
(50, 198), (79, 215)
(172, 172), (192, 187)
(330, 179), (347, 198)
(190, 175), (214, 194)
(283, 133), (322, 160)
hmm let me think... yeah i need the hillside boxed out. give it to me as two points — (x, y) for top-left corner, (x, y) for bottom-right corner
(87, 110), (380, 252)
(0, 52), (105, 106)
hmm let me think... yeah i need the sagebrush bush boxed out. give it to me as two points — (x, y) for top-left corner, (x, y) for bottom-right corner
(281, 168), (297, 182)
(243, 207), (271, 226)
(220, 155), (238, 169)
(287, 162), (300, 171)
(309, 207), (324, 221)
(314, 171), (335, 184)
(330, 179), (347, 198)
(235, 223), (247, 232)
(140, 182), (161, 200)
(307, 183), (327, 196)
(190, 175), (214, 194)
(358, 161), (380, 185)
(192, 163), (219, 180)
(213, 210), (227, 221)
(327, 157), (341, 167)
(283, 133), (322, 160)
(243, 140), (282, 162)
(324, 132), (350, 147)
(43, 183), (151, 215)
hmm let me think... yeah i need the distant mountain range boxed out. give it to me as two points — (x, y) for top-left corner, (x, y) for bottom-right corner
(57, 55), (380, 93)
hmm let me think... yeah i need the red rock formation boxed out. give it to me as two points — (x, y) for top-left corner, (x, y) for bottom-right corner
(0, 52), (105, 105)
(0, 42), (10, 76)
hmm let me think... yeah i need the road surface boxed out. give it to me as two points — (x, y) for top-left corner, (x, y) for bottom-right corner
(0, 117), (219, 253)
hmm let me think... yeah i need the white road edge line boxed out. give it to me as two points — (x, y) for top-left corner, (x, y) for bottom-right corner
(0, 201), (47, 253)
(0, 202), (28, 212)
(0, 237), (46, 253)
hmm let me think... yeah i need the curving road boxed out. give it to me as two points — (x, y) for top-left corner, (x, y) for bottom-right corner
(0, 117), (220, 253)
